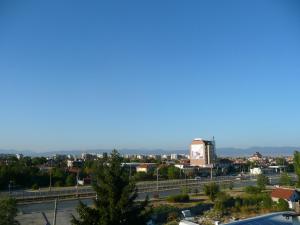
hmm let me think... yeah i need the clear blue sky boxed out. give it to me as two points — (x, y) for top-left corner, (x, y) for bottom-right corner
(1, 0), (300, 151)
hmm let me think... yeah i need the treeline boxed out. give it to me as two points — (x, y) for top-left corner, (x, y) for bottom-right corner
(0, 156), (49, 190)
(0, 156), (86, 190)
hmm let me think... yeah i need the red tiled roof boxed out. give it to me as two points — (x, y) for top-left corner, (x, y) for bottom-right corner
(271, 188), (295, 200)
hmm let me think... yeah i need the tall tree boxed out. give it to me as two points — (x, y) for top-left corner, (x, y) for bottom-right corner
(257, 174), (269, 190)
(294, 151), (300, 187)
(0, 197), (19, 225)
(279, 172), (293, 186)
(203, 182), (220, 201)
(71, 150), (151, 225)
(167, 166), (180, 180)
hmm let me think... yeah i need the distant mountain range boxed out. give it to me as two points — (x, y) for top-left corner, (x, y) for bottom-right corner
(0, 146), (299, 157)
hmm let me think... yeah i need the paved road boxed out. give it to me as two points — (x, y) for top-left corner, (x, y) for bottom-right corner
(9, 173), (289, 203)
(226, 212), (293, 225)
(15, 173), (288, 213)
(18, 189), (180, 214)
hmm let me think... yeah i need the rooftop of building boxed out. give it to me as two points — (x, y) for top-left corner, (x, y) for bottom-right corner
(271, 187), (297, 200)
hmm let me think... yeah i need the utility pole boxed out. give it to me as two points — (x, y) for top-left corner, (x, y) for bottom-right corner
(156, 167), (159, 192)
(185, 171), (187, 191)
(76, 169), (79, 197)
(8, 180), (12, 196)
(53, 198), (57, 225)
(49, 158), (52, 191)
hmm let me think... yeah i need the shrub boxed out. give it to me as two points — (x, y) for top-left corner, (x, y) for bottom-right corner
(32, 183), (39, 190)
(277, 198), (289, 211)
(214, 192), (235, 214)
(167, 211), (179, 222)
(152, 205), (179, 223)
(54, 181), (63, 187)
(0, 197), (19, 225)
(167, 194), (190, 203)
(261, 194), (273, 209)
(180, 186), (190, 194)
(244, 186), (261, 194)
(66, 174), (76, 186)
(204, 182), (220, 201)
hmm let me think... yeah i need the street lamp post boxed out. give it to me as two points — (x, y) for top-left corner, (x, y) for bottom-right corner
(156, 167), (159, 192)
(49, 158), (52, 191)
(184, 171), (187, 192)
(76, 169), (79, 197)
(153, 167), (160, 199)
(8, 180), (12, 196)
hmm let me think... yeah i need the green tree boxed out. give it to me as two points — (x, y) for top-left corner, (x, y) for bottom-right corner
(257, 174), (269, 190)
(66, 174), (76, 186)
(244, 186), (261, 194)
(133, 171), (154, 182)
(167, 166), (180, 180)
(71, 150), (151, 225)
(277, 198), (289, 211)
(31, 157), (47, 166)
(0, 197), (19, 225)
(276, 157), (287, 166)
(204, 182), (220, 201)
(52, 168), (67, 186)
(158, 166), (169, 179)
(261, 194), (273, 209)
(294, 151), (300, 187)
(279, 172), (293, 186)
(214, 192), (234, 214)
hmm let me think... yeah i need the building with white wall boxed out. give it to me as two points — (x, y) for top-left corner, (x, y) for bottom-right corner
(190, 138), (216, 167)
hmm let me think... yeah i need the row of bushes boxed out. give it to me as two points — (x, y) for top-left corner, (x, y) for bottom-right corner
(166, 194), (190, 203)
(213, 191), (289, 216)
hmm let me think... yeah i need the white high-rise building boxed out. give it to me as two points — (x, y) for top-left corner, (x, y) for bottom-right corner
(190, 138), (216, 167)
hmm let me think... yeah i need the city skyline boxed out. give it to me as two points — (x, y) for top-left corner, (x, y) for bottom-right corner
(1, 1), (300, 151)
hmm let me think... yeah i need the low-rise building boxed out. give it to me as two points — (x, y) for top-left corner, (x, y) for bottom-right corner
(16, 154), (23, 160)
(250, 167), (262, 175)
(161, 154), (170, 160)
(136, 163), (156, 173)
(271, 187), (300, 209)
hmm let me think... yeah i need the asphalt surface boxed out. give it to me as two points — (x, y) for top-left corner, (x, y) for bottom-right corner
(18, 189), (180, 214)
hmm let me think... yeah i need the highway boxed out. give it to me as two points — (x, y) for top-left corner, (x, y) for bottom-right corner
(3, 175), (267, 202)
(14, 173), (291, 213)
(5, 173), (290, 204)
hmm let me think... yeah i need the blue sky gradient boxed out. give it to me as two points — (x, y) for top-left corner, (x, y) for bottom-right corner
(1, 0), (300, 151)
